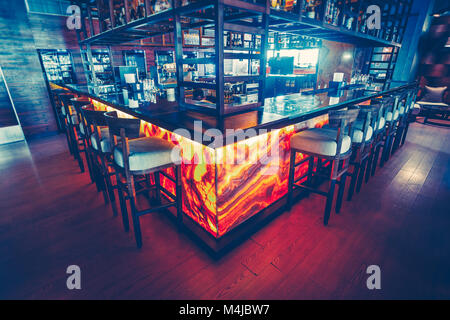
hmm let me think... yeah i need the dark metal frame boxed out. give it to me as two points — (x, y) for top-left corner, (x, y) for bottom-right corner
(73, 0), (414, 118)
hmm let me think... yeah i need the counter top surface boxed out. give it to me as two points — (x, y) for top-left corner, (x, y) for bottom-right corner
(62, 83), (412, 147)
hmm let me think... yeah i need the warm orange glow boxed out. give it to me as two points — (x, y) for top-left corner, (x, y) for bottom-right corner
(214, 116), (328, 236)
(90, 98), (329, 238)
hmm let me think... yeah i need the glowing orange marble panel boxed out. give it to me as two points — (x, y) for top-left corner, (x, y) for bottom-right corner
(90, 98), (329, 238)
(91, 99), (218, 237)
(215, 116), (328, 237)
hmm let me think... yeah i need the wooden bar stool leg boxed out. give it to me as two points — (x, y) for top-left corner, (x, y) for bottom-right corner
(72, 129), (85, 173)
(83, 139), (95, 184)
(387, 131), (396, 161)
(356, 157), (367, 193)
(392, 125), (403, 154)
(92, 159), (103, 192)
(335, 171), (347, 214)
(401, 120), (410, 146)
(100, 156), (118, 216)
(93, 154), (109, 204)
(115, 172), (129, 232)
(65, 128), (74, 155)
(154, 171), (162, 205)
(128, 175), (143, 248)
(307, 156), (314, 186)
(371, 144), (381, 176)
(380, 134), (390, 168)
(347, 161), (359, 201)
(324, 178), (336, 226)
(175, 165), (183, 227)
(287, 151), (296, 210)
(365, 147), (375, 183)
(64, 118), (74, 156)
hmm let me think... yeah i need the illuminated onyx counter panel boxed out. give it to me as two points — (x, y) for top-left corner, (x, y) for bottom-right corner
(60, 84), (413, 250)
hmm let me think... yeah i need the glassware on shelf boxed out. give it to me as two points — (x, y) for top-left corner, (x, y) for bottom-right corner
(302, 0), (323, 20)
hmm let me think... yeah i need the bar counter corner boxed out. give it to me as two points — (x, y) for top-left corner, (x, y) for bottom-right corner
(54, 82), (416, 252)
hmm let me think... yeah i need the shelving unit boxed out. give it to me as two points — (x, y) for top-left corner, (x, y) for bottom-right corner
(38, 50), (76, 84)
(269, 0), (405, 47)
(155, 51), (177, 89)
(80, 46), (117, 95)
(172, 0), (269, 115)
(123, 49), (147, 79)
(364, 0), (413, 91)
(73, 0), (414, 115)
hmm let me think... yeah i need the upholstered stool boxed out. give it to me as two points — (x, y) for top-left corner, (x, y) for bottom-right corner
(61, 96), (88, 173)
(401, 87), (418, 145)
(379, 93), (401, 168)
(347, 105), (379, 201)
(71, 97), (95, 182)
(57, 92), (76, 155)
(288, 107), (359, 225)
(104, 111), (182, 248)
(396, 87), (418, 149)
(391, 90), (411, 155)
(81, 105), (118, 216)
(50, 89), (69, 131)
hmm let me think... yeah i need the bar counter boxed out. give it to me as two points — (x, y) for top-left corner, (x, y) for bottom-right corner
(61, 83), (413, 147)
(57, 82), (415, 251)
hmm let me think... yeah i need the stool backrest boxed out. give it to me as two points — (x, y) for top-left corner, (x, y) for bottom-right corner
(373, 95), (394, 123)
(71, 98), (91, 113)
(71, 98), (91, 133)
(358, 105), (378, 139)
(389, 93), (401, 121)
(370, 103), (386, 133)
(328, 106), (359, 159)
(104, 111), (141, 139)
(81, 105), (109, 144)
(104, 111), (141, 175)
(58, 93), (75, 115)
(405, 86), (419, 113)
(328, 106), (360, 131)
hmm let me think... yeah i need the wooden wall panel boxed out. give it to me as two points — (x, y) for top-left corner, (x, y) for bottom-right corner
(28, 13), (87, 85)
(0, 0), (58, 137)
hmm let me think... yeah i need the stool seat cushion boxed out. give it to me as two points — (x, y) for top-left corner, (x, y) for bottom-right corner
(79, 122), (85, 135)
(114, 137), (179, 172)
(378, 117), (386, 130)
(70, 114), (79, 125)
(291, 128), (351, 157)
(416, 101), (449, 107)
(386, 110), (399, 122)
(91, 128), (112, 153)
(352, 125), (373, 144)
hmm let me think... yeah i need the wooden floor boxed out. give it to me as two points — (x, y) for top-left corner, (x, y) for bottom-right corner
(1, 121), (449, 300)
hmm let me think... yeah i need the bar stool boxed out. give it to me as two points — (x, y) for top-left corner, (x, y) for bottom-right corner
(379, 93), (401, 168)
(56, 92), (75, 154)
(391, 90), (411, 154)
(364, 101), (388, 182)
(288, 107), (359, 225)
(81, 105), (118, 214)
(104, 111), (183, 248)
(400, 87), (419, 147)
(347, 105), (379, 201)
(71, 97), (95, 183)
(60, 93), (88, 172)
(50, 89), (68, 131)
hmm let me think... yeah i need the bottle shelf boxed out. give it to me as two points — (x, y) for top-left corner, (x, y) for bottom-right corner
(78, 0), (409, 48)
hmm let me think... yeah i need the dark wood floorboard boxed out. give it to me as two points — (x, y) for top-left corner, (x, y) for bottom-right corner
(0, 121), (449, 299)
